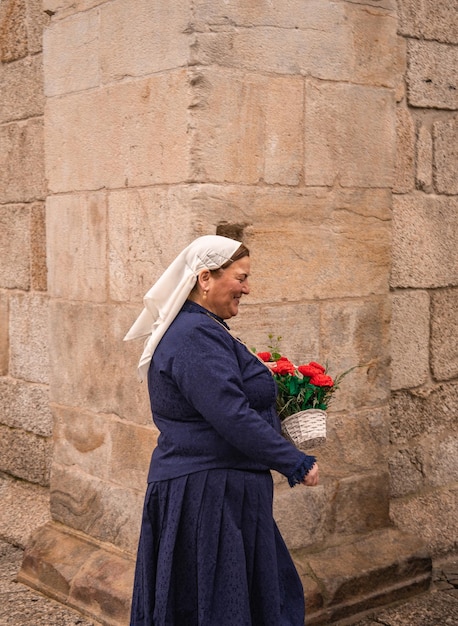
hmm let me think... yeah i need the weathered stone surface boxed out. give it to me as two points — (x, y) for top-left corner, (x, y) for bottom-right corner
(30, 202), (47, 291)
(274, 483), (329, 550)
(108, 187), (195, 303)
(390, 488), (458, 555)
(333, 471), (391, 535)
(431, 288), (458, 381)
(45, 71), (190, 192)
(424, 434), (458, 489)
(193, 1), (398, 87)
(416, 123), (433, 192)
(393, 105), (415, 193)
(25, 0), (49, 54)
(0, 54), (44, 123)
(407, 40), (458, 110)
(50, 464), (143, 553)
(0, 119), (46, 203)
(0, 205), (30, 289)
(53, 405), (156, 487)
(0, 473), (51, 548)
(0, 294), (9, 375)
(100, 0), (191, 82)
(9, 292), (49, 383)
(397, 0), (458, 44)
(390, 382), (458, 443)
(0, 0), (28, 62)
(191, 68), (303, 185)
(49, 301), (151, 422)
(389, 446), (426, 499)
(390, 290), (430, 390)
(305, 80), (395, 188)
(433, 118), (458, 195)
(0, 425), (51, 485)
(0, 378), (52, 436)
(391, 193), (458, 288)
(43, 9), (99, 96)
(46, 193), (107, 302)
(320, 298), (391, 411)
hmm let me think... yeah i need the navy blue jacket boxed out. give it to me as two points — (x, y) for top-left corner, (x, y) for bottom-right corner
(147, 301), (315, 484)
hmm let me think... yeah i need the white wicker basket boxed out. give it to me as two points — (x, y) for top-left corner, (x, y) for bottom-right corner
(281, 409), (327, 450)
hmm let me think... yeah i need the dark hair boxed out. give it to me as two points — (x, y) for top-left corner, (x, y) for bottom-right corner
(217, 243), (250, 271)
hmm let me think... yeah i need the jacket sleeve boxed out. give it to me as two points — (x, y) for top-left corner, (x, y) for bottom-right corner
(171, 320), (316, 484)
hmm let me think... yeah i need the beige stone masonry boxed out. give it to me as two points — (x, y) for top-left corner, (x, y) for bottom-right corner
(390, 290), (430, 390)
(0, 205), (31, 289)
(0, 0), (28, 62)
(433, 118), (458, 195)
(46, 193), (107, 302)
(30, 202), (47, 291)
(45, 71), (190, 192)
(0, 54), (44, 122)
(0, 293), (8, 375)
(0, 424), (52, 485)
(416, 123), (433, 191)
(0, 378), (52, 436)
(431, 288), (458, 381)
(391, 193), (458, 288)
(407, 40), (458, 110)
(305, 81), (395, 188)
(397, 0), (458, 44)
(394, 105), (415, 193)
(0, 118), (45, 202)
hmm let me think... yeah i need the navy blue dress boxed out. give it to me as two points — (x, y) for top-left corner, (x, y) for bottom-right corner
(130, 301), (316, 626)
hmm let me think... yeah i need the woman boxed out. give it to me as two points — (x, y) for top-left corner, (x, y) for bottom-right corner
(125, 235), (319, 626)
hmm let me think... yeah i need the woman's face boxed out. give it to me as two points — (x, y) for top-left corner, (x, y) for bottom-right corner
(205, 257), (251, 319)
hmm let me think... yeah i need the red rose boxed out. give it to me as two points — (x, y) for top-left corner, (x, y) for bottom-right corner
(257, 352), (272, 362)
(297, 364), (322, 377)
(310, 373), (334, 387)
(272, 358), (296, 375)
(308, 361), (325, 373)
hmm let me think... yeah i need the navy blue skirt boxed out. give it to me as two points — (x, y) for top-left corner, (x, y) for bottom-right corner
(130, 469), (305, 626)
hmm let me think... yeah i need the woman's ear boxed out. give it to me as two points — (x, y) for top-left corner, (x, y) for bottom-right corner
(197, 269), (211, 290)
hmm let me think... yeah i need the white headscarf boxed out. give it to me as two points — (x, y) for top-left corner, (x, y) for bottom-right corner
(124, 235), (242, 381)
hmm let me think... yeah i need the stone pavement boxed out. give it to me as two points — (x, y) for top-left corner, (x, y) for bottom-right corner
(0, 539), (457, 626)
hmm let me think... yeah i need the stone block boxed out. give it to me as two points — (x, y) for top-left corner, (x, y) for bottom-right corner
(110, 419), (157, 489)
(333, 471), (391, 535)
(100, 0), (191, 82)
(31, 202), (47, 291)
(0, 474), (51, 548)
(389, 446), (425, 498)
(434, 118), (458, 195)
(391, 193), (458, 288)
(397, 0), (458, 44)
(187, 184), (391, 301)
(46, 193), (107, 302)
(0, 293), (8, 375)
(390, 381), (458, 444)
(45, 71), (190, 192)
(9, 292), (50, 383)
(416, 123), (433, 191)
(0, 119), (46, 203)
(426, 435), (458, 488)
(431, 288), (458, 381)
(273, 482), (329, 550)
(0, 378), (52, 436)
(43, 0), (111, 20)
(390, 487), (458, 555)
(25, 0), (49, 53)
(393, 105), (415, 194)
(50, 464), (143, 553)
(390, 290), (430, 390)
(0, 0), (28, 62)
(232, 302), (320, 369)
(0, 205), (30, 289)
(43, 9), (99, 96)
(320, 298), (391, 411)
(407, 40), (458, 110)
(0, 424), (51, 485)
(0, 54), (44, 123)
(49, 301), (151, 422)
(305, 80), (395, 188)
(108, 187), (195, 303)
(191, 68), (303, 185)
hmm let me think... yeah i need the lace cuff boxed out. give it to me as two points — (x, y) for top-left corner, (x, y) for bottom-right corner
(287, 455), (317, 488)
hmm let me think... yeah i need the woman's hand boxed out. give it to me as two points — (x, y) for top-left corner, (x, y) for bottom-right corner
(302, 462), (319, 487)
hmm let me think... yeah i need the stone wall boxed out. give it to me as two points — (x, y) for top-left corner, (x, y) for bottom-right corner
(0, 0), (51, 546)
(390, 0), (458, 556)
(0, 0), (456, 623)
